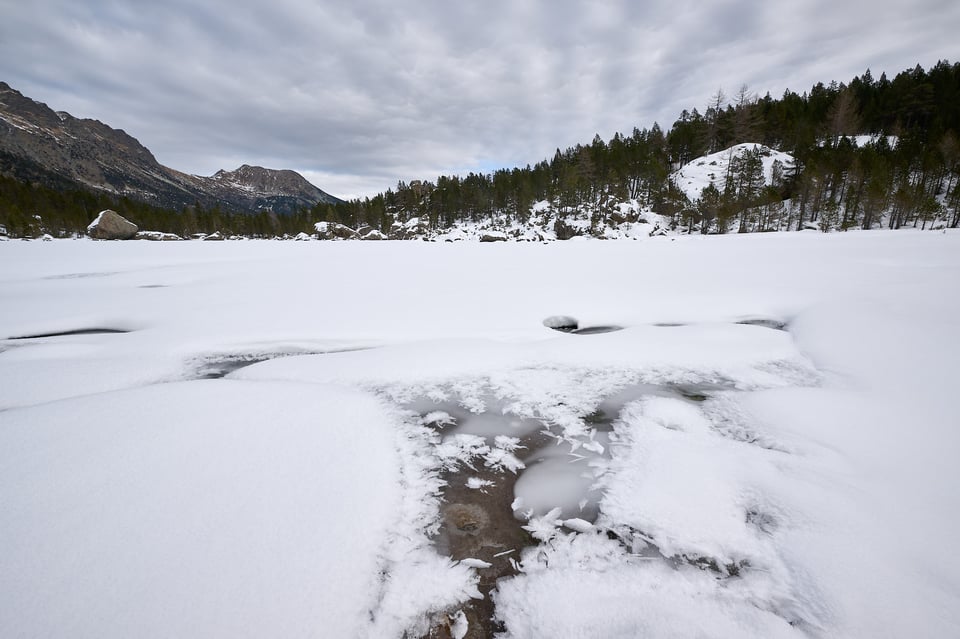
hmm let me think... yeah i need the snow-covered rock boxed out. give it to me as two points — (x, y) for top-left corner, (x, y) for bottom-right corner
(136, 230), (183, 241)
(479, 231), (508, 242)
(315, 221), (357, 240)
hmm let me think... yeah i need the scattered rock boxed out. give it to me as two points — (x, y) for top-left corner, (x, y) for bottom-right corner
(136, 230), (182, 241)
(361, 229), (386, 240)
(554, 219), (581, 240)
(87, 209), (138, 240)
(315, 221), (358, 240)
(294, 232), (313, 241)
(608, 211), (627, 225)
(201, 231), (225, 241)
(479, 232), (508, 242)
(389, 217), (431, 240)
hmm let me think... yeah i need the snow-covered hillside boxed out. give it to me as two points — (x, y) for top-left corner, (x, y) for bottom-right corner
(2, 233), (959, 637)
(672, 143), (794, 202)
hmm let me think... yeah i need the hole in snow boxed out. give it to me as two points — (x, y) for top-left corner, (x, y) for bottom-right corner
(191, 355), (277, 379)
(43, 271), (118, 280)
(736, 318), (788, 331)
(188, 346), (372, 379)
(571, 325), (624, 335)
(8, 328), (132, 340)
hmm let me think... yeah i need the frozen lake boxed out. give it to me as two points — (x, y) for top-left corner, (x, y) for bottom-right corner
(2, 231), (959, 638)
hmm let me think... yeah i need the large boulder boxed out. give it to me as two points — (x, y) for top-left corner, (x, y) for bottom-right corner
(479, 231), (508, 242)
(87, 210), (138, 240)
(314, 221), (358, 240)
(554, 219), (581, 240)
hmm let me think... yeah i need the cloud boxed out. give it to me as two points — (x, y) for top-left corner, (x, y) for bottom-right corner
(1, 0), (958, 199)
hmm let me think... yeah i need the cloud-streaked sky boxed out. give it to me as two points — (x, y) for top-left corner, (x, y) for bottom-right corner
(2, 1), (957, 199)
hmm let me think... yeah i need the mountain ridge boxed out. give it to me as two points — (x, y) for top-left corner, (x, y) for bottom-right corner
(0, 81), (341, 214)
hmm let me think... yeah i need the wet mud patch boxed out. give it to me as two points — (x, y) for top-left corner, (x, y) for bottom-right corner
(430, 428), (554, 638)
(414, 397), (558, 638)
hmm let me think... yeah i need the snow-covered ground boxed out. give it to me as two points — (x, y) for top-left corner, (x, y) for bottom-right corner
(1, 231), (959, 637)
(672, 143), (794, 202)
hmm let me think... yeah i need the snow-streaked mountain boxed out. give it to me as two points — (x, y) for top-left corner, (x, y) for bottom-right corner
(671, 143), (794, 202)
(0, 82), (340, 213)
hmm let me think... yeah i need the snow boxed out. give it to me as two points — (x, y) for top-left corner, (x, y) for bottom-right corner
(85, 209), (107, 232)
(0, 381), (403, 637)
(2, 231), (960, 637)
(672, 143), (794, 202)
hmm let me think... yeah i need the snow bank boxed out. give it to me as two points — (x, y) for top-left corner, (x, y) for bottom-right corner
(495, 553), (803, 638)
(0, 380), (405, 637)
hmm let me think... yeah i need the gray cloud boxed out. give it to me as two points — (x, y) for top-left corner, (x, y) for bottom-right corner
(1, 0), (957, 199)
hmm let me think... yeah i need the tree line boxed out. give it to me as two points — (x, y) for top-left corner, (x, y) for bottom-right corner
(320, 60), (960, 234)
(0, 172), (318, 239)
(2, 61), (959, 238)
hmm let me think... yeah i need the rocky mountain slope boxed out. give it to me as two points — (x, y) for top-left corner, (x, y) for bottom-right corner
(0, 82), (340, 214)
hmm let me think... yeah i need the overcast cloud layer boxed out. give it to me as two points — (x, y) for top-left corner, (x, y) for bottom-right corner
(1, 0), (957, 199)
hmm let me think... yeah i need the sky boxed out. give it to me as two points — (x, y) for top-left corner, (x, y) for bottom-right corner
(1, 0), (958, 200)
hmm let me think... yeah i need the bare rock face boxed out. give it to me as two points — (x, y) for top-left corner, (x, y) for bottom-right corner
(0, 82), (342, 214)
(87, 210), (138, 240)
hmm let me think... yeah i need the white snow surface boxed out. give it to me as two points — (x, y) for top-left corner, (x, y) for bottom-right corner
(672, 143), (794, 202)
(1, 231), (959, 638)
(0, 381), (406, 637)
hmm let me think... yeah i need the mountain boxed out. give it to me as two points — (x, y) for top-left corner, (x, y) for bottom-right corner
(0, 82), (340, 214)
